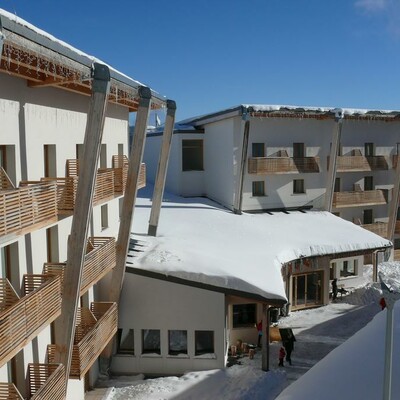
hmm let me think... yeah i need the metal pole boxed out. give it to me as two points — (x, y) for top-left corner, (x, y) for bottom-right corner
(379, 273), (400, 400)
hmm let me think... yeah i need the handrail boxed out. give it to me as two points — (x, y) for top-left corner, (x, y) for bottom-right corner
(248, 156), (320, 174)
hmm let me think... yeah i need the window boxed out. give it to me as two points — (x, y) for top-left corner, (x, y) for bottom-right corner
(233, 304), (257, 328)
(182, 140), (203, 171)
(364, 176), (373, 191)
(101, 204), (109, 230)
(365, 143), (374, 157)
(293, 179), (305, 194)
(117, 328), (135, 355)
(100, 144), (107, 168)
(142, 329), (160, 354)
(340, 260), (355, 277)
(168, 330), (187, 355)
(252, 181), (265, 196)
(363, 209), (373, 224)
(76, 144), (84, 160)
(293, 143), (305, 158)
(252, 143), (265, 157)
(195, 331), (214, 356)
(43, 144), (56, 178)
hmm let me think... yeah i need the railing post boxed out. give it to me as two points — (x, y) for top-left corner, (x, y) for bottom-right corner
(52, 63), (110, 384)
(148, 100), (176, 236)
(324, 110), (343, 212)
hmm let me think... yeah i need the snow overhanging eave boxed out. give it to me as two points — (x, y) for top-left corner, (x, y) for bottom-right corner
(126, 266), (287, 306)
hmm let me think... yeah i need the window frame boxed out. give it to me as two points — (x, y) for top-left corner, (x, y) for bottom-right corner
(293, 179), (305, 194)
(141, 329), (161, 355)
(252, 180), (265, 197)
(117, 328), (135, 355)
(168, 330), (188, 356)
(232, 303), (257, 328)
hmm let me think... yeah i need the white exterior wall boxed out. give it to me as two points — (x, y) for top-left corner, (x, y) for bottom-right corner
(112, 274), (226, 376)
(0, 72), (129, 399)
(242, 117), (334, 211)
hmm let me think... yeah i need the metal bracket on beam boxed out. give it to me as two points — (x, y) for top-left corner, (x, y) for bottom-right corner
(91, 62), (111, 93)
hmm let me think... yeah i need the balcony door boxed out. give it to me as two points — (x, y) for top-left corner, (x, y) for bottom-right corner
(364, 176), (373, 191)
(292, 271), (323, 309)
(365, 143), (375, 157)
(293, 143), (305, 158)
(252, 143), (265, 157)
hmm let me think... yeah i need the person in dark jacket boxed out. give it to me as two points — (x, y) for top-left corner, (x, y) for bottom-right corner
(332, 278), (338, 301)
(283, 332), (296, 365)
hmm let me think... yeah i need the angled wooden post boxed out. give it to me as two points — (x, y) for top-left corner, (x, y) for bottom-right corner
(324, 112), (343, 212)
(0, 17), (4, 57)
(109, 86), (152, 302)
(234, 114), (250, 215)
(148, 100), (176, 236)
(387, 153), (400, 247)
(53, 63), (110, 381)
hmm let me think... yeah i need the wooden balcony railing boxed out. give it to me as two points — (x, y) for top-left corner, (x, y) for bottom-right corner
(27, 363), (66, 400)
(396, 220), (400, 235)
(393, 155), (400, 169)
(394, 249), (400, 261)
(93, 169), (115, 205)
(0, 181), (58, 239)
(43, 237), (116, 296)
(333, 189), (389, 208)
(248, 157), (320, 174)
(360, 222), (388, 238)
(0, 275), (62, 367)
(48, 302), (117, 379)
(0, 167), (15, 190)
(0, 363), (65, 400)
(328, 156), (389, 172)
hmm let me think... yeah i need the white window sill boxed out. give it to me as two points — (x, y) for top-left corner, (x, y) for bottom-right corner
(194, 353), (217, 359)
(167, 354), (189, 359)
(115, 353), (135, 357)
(141, 353), (162, 358)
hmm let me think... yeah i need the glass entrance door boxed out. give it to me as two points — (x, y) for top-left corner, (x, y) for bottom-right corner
(292, 272), (323, 309)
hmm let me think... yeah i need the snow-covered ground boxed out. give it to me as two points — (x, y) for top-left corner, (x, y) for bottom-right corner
(91, 264), (400, 400)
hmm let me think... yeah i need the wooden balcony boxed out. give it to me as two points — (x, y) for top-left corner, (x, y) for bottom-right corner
(0, 181), (58, 240)
(360, 222), (388, 238)
(329, 156), (389, 172)
(43, 237), (116, 296)
(248, 157), (320, 174)
(396, 220), (400, 235)
(48, 302), (118, 379)
(333, 189), (389, 208)
(0, 363), (65, 400)
(0, 275), (62, 367)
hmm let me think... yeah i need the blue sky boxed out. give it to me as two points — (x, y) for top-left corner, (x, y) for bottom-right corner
(1, 0), (400, 122)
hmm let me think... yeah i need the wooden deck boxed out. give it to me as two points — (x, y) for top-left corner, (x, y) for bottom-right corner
(48, 302), (118, 379)
(0, 181), (58, 239)
(329, 155), (389, 172)
(333, 189), (389, 208)
(43, 237), (116, 296)
(0, 275), (62, 368)
(248, 157), (320, 174)
(0, 363), (65, 400)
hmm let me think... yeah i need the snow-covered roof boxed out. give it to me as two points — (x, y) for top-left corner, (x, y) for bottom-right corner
(128, 187), (391, 303)
(0, 8), (166, 107)
(179, 104), (400, 127)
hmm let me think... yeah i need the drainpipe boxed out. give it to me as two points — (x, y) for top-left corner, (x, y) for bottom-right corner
(324, 109), (343, 212)
(234, 110), (250, 215)
(373, 248), (387, 282)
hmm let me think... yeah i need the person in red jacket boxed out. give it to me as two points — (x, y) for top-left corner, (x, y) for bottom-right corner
(279, 346), (286, 367)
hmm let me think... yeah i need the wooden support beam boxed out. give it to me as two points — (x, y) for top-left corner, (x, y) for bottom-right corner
(324, 113), (343, 212)
(233, 115), (250, 215)
(52, 63), (110, 383)
(148, 100), (177, 236)
(100, 87), (152, 364)
(0, 17), (4, 58)
(387, 150), (400, 245)
(110, 86), (152, 302)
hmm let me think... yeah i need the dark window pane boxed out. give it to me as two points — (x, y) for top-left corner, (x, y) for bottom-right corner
(233, 304), (257, 328)
(293, 179), (305, 194)
(195, 331), (214, 356)
(182, 140), (203, 171)
(252, 143), (265, 157)
(252, 181), (265, 196)
(168, 330), (187, 355)
(117, 328), (134, 355)
(142, 329), (160, 354)
(293, 143), (305, 158)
